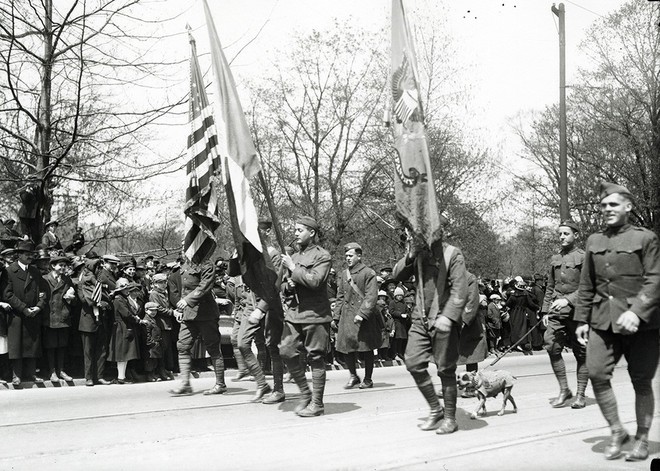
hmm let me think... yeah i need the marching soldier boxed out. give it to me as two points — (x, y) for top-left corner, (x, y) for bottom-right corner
(541, 220), (588, 409)
(575, 182), (660, 461)
(393, 228), (467, 434)
(279, 216), (332, 417)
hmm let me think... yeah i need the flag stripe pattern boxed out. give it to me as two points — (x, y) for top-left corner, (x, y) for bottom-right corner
(183, 32), (221, 264)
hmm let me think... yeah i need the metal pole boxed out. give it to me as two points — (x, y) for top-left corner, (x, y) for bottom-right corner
(552, 3), (569, 221)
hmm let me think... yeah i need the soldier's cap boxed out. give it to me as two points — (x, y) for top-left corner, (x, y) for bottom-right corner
(102, 254), (121, 264)
(344, 242), (362, 252)
(71, 259), (86, 272)
(1, 248), (15, 256)
(152, 273), (167, 282)
(599, 181), (632, 201)
(297, 216), (320, 232)
(144, 302), (159, 311)
(44, 220), (58, 228)
(14, 240), (35, 253)
(86, 250), (100, 259)
(50, 255), (70, 265)
(377, 290), (388, 297)
(559, 219), (579, 232)
(489, 294), (501, 301)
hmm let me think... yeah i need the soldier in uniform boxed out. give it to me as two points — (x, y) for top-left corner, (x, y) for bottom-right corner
(238, 218), (286, 404)
(279, 216), (332, 417)
(332, 242), (384, 390)
(392, 229), (468, 435)
(575, 182), (660, 461)
(169, 257), (226, 396)
(541, 220), (588, 409)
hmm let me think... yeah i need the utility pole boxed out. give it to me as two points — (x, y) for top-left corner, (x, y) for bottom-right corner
(552, 3), (569, 221)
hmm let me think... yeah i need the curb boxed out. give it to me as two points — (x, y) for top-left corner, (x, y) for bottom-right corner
(0, 359), (407, 390)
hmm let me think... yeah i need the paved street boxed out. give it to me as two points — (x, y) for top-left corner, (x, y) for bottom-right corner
(1, 353), (658, 471)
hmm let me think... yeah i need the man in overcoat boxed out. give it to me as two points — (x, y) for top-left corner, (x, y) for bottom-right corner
(169, 257), (226, 396)
(1, 240), (47, 385)
(393, 231), (467, 435)
(575, 181), (660, 461)
(332, 242), (383, 390)
(279, 216), (332, 417)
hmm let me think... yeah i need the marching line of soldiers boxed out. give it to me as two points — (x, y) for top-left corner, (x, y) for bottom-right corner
(0, 180), (657, 463)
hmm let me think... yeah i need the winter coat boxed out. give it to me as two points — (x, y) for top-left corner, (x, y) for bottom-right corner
(108, 292), (140, 362)
(333, 262), (384, 353)
(43, 272), (74, 328)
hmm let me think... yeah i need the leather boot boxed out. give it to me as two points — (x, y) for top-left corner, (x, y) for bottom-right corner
(170, 352), (192, 394)
(551, 389), (573, 408)
(412, 373), (443, 431)
(344, 374), (360, 389)
(297, 366), (325, 417)
(625, 438), (648, 461)
(436, 382), (458, 434)
(604, 428), (630, 460)
(204, 356), (227, 395)
(570, 394), (586, 409)
(286, 361), (311, 413)
(252, 383), (272, 403)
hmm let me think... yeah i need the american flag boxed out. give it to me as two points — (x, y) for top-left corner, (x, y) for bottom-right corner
(92, 281), (102, 305)
(183, 29), (221, 265)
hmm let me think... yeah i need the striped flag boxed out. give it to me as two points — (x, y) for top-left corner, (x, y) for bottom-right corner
(92, 281), (102, 305)
(182, 29), (221, 264)
(390, 0), (443, 248)
(203, 0), (282, 314)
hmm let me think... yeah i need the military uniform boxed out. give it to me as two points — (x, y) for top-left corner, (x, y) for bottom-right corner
(280, 242), (332, 416)
(392, 242), (467, 434)
(575, 186), (660, 461)
(171, 261), (226, 395)
(541, 244), (588, 407)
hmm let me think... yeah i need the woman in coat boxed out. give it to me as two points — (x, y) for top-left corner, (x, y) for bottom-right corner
(332, 243), (384, 389)
(108, 278), (141, 383)
(505, 276), (539, 355)
(388, 287), (409, 360)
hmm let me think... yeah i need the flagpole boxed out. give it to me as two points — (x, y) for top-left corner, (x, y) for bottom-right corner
(257, 170), (286, 253)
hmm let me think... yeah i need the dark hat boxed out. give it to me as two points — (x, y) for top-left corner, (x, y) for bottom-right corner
(143, 255), (154, 261)
(343, 242), (362, 252)
(559, 219), (579, 232)
(380, 266), (393, 273)
(50, 255), (70, 265)
(86, 250), (100, 259)
(71, 259), (85, 272)
(382, 278), (396, 287)
(44, 220), (58, 228)
(297, 216), (320, 232)
(15, 240), (35, 253)
(4, 218), (15, 225)
(599, 181), (632, 201)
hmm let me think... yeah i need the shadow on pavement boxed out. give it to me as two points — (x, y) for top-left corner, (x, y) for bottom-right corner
(277, 398), (361, 416)
(584, 434), (660, 457)
(456, 408), (488, 431)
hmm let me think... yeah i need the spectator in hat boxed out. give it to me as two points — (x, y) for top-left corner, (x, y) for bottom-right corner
(41, 220), (62, 251)
(376, 290), (395, 361)
(148, 273), (176, 380)
(42, 255), (76, 382)
(486, 294), (503, 353)
(2, 218), (20, 240)
(33, 244), (52, 275)
(1, 248), (16, 268)
(1, 240), (48, 385)
(142, 302), (164, 382)
(389, 286), (409, 360)
(72, 226), (84, 248)
(77, 258), (113, 386)
(17, 181), (39, 240)
(505, 276), (539, 355)
(98, 254), (120, 292)
(108, 278), (142, 384)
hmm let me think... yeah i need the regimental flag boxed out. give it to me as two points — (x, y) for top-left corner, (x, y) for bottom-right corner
(182, 29), (222, 265)
(203, 0), (282, 314)
(390, 0), (443, 248)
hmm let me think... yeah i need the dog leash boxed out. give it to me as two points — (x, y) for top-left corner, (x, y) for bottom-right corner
(487, 315), (545, 368)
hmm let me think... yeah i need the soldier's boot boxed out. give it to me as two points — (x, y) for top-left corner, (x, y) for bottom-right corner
(204, 356), (227, 395)
(263, 347), (285, 404)
(285, 359), (311, 413)
(239, 343), (270, 402)
(571, 359), (589, 409)
(592, 380), (628, 459)
(169, 352), (193, 395)
(548, 353), (573, 407)
(411, 372), (444, 431)
(297, 364), (325, 417)
(626, 383), (653, 461)
(231, 345), (251, 381)
(436, 379), (459, 434)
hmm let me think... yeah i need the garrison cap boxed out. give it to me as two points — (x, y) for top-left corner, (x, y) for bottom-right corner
(297, 216), (320, 232)
(344, 242), (362, 252)
(559, 219), (579, 232)
(599, 181), (632, 201)
(102, 254), (121, 264)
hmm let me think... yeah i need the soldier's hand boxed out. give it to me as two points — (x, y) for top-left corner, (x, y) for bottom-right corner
(432, 315), (452, 333)
(615, 310), (640, 335)
(176, 299), (188, 311)
(174, 310), (184, 323)
(247, 308), (264, 324)
(550, 298), (569, 312)
(575, 323), (590, 346)
(353, 315), (363, 325)
(281, 254), (295, 271)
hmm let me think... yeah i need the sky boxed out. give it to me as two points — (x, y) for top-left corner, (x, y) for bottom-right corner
(128, 0), (628, 229)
